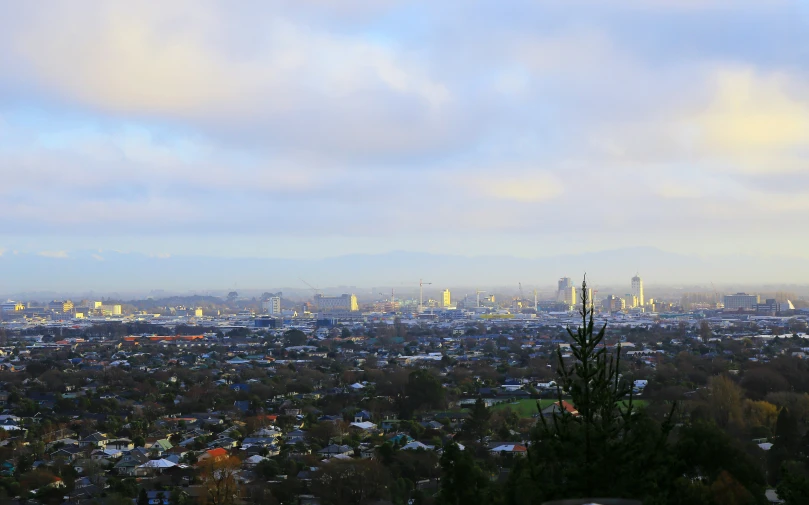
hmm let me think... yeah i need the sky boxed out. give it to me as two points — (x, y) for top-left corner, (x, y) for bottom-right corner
(1, 0), (808, 267)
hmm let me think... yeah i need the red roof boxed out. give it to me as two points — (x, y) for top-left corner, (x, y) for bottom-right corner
(205, 448), (228, 458)
(556, 401), (580, 416)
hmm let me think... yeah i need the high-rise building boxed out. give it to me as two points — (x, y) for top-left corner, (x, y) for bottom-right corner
(560, 286), (577, 306)
(263, 296), (282, 315)
(724, 293), (759, 310)
(557, 277), (574, 303)
(442, 289), (451, 307)
(623, 294), (638, 309)
(631, 275), (644, 306)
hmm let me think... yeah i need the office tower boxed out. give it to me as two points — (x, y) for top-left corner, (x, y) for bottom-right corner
(631, 275), (644, 306)
(557, 277), (573, 302)
(560, 286), (577, 306)
(442, 289), (451, 307)
(623, 294), (638, 309)
(263, 296), (282, 315)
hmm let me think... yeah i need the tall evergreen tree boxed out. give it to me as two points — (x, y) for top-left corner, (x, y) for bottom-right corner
(463, 397), (492, 444)
(437, 443), (492, 505)
(508, 276), (675, 504)
(770, 407), (802, 482)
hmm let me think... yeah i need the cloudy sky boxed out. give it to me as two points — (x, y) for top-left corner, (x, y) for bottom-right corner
(1, 0), (808, 264)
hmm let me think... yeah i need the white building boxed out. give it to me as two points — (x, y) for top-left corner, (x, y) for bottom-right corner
(724, 293), (759, 310)
(631, 275), (644, 306)
(314, 294), (359, 312)
(263, 296), (281, 315)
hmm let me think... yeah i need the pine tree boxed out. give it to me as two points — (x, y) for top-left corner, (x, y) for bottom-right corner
(507, 276), (675, 504)
(463, 397), (492, 444)
(437, 442), (491, 505)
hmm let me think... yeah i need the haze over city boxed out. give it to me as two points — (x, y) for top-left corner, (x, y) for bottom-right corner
(4, 3), (809, 505)
(2, 1), (809, 292)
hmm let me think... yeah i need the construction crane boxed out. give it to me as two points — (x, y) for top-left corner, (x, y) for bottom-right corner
(419, 279), (432, 312)
(300, 278), (321, 296)
(476, 289), (486, 308)
(533, 289), (538, 311)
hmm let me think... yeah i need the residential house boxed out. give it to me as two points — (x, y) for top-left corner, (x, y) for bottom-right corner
(349, 421), (376, 433)
(146, 490), (172, 505)
(107, 438), (134, 451)
(114, 452), (150, 476)
(198, 447), (228, 463)
(80, 432), (109, 449)
(51, 445), (85, 463)
(242, 455), (268, 468)
(490, 444), (528, 456)
(541, 401), (579, 417)
(317, 444), (353, 459)
(353, 410), (372, 423)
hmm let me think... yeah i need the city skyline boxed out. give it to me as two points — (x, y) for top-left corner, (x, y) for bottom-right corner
(1, 1), (808, 282)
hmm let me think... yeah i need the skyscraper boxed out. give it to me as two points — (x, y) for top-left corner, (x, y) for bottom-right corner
(557, 277), (573, 302)
(442, 289), (451, 307)
(631, 275), (644, 306)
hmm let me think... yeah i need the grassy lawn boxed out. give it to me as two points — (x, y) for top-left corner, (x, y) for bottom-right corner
(489, 398), (647, 418)
(620, 399), (647, 409)
(490, 399), (556, 417)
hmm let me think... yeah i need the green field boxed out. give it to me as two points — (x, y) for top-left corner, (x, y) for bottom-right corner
(490, 399), (556, 417)
(489, 398), (647, 418)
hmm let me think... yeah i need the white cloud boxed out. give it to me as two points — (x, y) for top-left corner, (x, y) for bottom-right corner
(689, 68), (809, 173)
(1, 2), (452, 159)
(0, 0), (806, 263)
(37, 251), (69, 259)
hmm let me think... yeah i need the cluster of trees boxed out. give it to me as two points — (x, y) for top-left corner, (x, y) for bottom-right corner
(436, 282), (777, 505)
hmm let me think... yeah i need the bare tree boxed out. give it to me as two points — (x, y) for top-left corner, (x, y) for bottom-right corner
(200, 456), (242, 505)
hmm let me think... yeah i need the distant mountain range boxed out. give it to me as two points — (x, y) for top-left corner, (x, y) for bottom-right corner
(1, 247), (808, 299)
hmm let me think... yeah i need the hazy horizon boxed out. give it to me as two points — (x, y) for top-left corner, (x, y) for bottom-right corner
(3, 247), (809, 299)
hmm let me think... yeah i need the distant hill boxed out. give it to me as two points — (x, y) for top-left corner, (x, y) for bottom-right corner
(1, 247), (808, 298)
